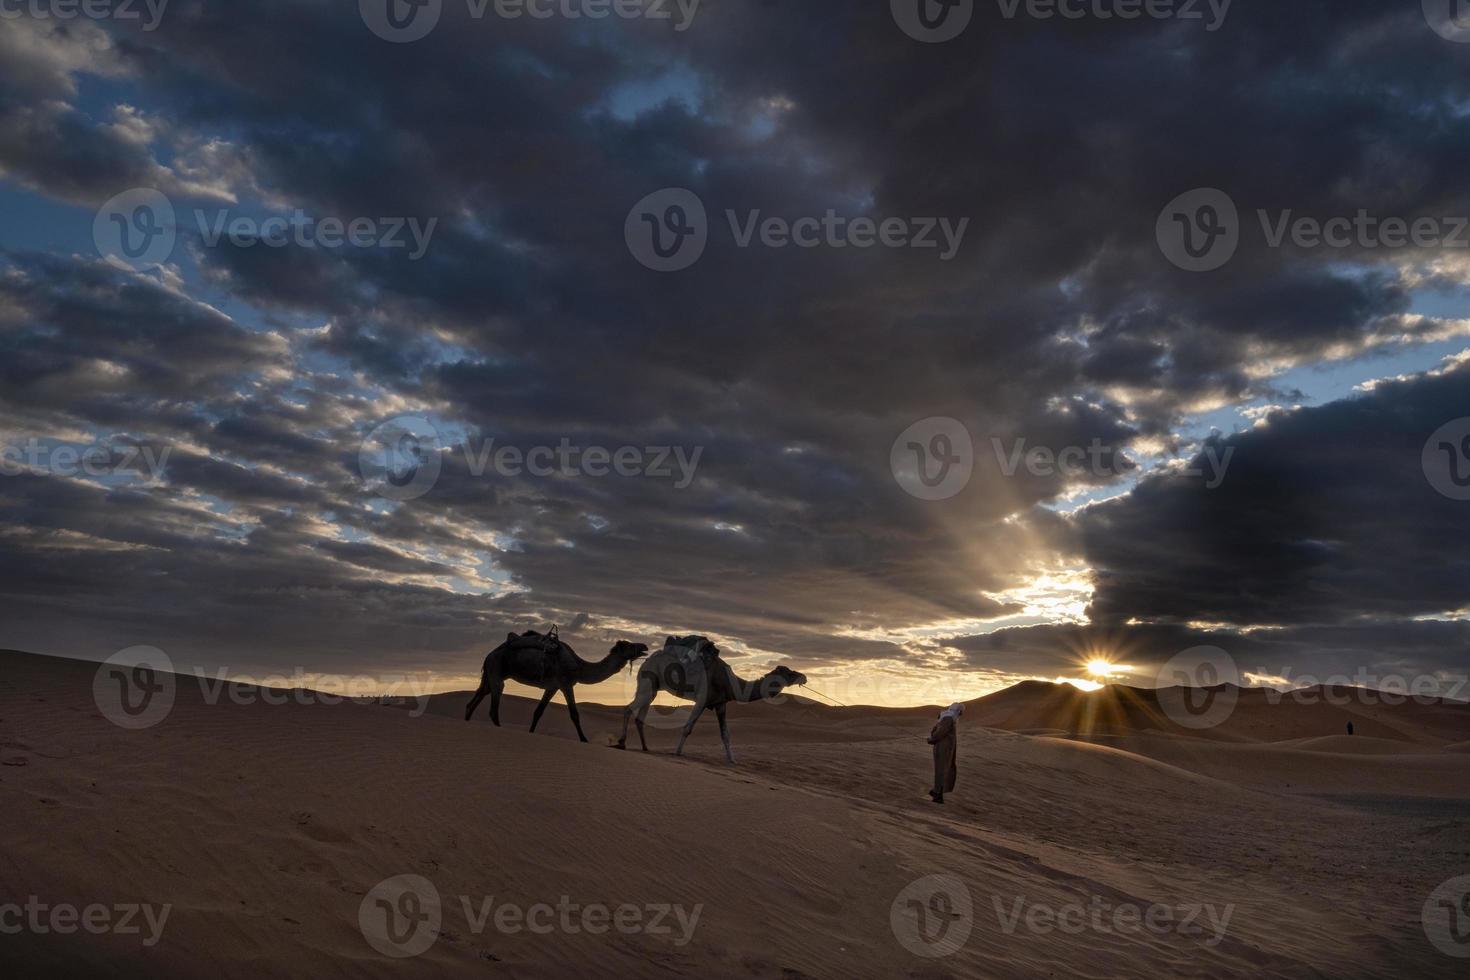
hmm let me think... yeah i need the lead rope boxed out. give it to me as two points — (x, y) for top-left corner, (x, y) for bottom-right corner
(800, 684), (848, 707)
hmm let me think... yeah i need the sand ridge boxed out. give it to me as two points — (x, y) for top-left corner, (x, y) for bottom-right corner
(2, 651), (1467, 978)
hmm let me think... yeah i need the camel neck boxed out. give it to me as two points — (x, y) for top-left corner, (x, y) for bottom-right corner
(576, 651), (628, 685)
(735, 672), (783, 703)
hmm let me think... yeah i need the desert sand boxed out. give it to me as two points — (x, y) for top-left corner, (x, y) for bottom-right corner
(2, 649), (1468, 978)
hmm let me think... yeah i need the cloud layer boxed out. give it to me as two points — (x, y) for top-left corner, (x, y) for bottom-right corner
(1, 2), (1468, 697)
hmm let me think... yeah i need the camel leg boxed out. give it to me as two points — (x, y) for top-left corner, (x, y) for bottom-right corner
(562, 684), (587, 743)
(464, 682), (487, 722)
(715, 704), (735, 765)
(616, 707), (632, 749)
(488, 678), (505, 727)
(617, 676), (656, 750)
(674, 702), (706, 756)
(634, 703), (651, 752)
(529, 687), (556, 733)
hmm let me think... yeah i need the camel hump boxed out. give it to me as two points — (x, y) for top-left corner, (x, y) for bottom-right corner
(504, 629), (558, 652)
(646, 640), (725, 698)
(663, 634), (719, 664)
(496, 630), (566, 672)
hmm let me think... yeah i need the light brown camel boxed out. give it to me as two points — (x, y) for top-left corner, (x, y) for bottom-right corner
(464, 629), (648, 742)
(615, 635), (806, 764)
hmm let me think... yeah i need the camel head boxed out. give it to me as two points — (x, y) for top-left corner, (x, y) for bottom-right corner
(760, 665), (807, 697)
(609, 639), (649, 667)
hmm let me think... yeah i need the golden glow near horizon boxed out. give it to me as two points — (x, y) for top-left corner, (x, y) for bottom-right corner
(1058, 657), (1133, 693)
(219, 657), (1142, 711)
(495, 667), (1010, 710)
(266, 587), (1148, 709)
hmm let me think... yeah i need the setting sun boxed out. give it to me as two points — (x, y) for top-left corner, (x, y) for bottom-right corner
(1083, 659), (1134, 681)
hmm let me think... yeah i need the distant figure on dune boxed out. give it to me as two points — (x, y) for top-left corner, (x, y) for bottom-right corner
(928, 703), (964, 804)
(1347, 721), (1354, 736)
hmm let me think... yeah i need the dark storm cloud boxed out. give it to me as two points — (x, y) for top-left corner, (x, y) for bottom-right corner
(0, 20), (162, 204)
(91, 0), (1455, 420)
(2, 2), (1470, 685)
(1080, 356), (1470, 628)
(0, 251), (286, 429)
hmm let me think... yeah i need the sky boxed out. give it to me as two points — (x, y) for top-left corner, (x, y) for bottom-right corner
(2, 0), (1470, 706)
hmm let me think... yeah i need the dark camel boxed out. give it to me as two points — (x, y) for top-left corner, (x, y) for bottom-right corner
(464, 631), (648, 742)
(615, 635), (806, 764)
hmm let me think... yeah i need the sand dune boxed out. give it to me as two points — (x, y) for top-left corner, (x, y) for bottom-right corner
(1276, 735), (1437, 755)
(2, 651), (1467, 978)
(965, 679), (1470, 745)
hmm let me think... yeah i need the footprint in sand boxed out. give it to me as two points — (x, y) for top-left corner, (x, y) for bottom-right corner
(290, 811), (355, 844)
